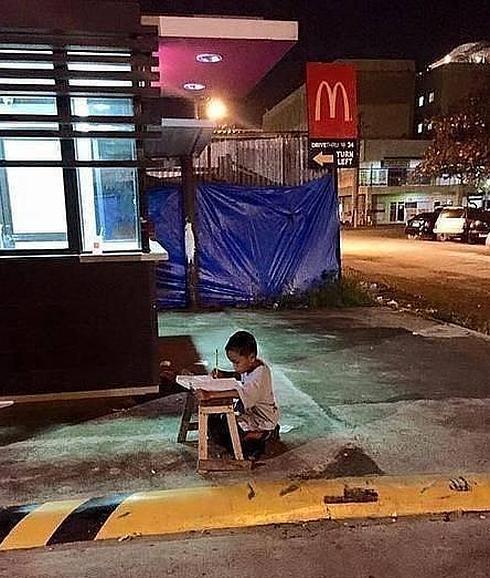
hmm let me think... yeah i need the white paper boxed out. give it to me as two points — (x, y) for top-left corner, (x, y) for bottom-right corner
(176, 375), (240, 392)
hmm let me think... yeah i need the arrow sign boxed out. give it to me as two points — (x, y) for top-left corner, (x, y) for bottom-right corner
(308, 138), (359, 169)
(313, 152), (334, 166)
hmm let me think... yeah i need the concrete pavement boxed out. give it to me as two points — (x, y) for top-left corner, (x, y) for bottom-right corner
(1, 308), (489, 504)
(1, 307), (489, 551)
(1, 515), (489, 577)
(342, 226), (490, 333)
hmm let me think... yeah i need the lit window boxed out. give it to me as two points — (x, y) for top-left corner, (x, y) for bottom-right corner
(0, 139), (67, 250)
(69, 79), (132, 87)
(71, 97), (133, 117)
(77, 167), (140, 252)
(417, 123), (424, 134)
(0, 77), (55, 85)
(428, 91), (435, 103)
(0, 47), (143, 255)
(68, 63), (131, 72)
(73, 123), (134, 133)
(75, 138), (136, 161)
(427, 122), (433, 130)
(418, 96), (424, 107)
(0, 61), (53, 70)
(0, 95), (57, 116)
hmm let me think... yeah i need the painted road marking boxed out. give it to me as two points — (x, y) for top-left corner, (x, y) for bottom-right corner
(0, 500), (83, 550)
(47, 494), (131, 546)
(1, 474), (489, 551)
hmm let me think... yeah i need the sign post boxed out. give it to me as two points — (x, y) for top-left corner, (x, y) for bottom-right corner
(306, 62), (359, 169)
(306, 63), (359, 272)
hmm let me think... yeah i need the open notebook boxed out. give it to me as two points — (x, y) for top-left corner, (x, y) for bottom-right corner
(176, 375), (240, 392)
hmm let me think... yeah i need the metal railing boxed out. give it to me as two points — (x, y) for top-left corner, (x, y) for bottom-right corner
(359, 167), (463, 187)
(147, 132), (329, 187)
(195, 132), (329, 186)
(147, 132), (464, 190)
(359, 167), (430, 186)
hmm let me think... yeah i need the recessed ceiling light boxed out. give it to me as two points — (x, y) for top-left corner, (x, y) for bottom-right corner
(183, 82), (206, 91)
(196, 53), (223, 64)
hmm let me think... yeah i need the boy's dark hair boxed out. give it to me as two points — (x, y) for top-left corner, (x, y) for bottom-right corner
(225, 331), (257, 357)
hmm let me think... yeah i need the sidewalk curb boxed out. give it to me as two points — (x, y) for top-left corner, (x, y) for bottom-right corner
(1, 473), (490, 551)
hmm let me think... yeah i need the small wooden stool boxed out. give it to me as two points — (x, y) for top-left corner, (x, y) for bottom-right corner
(177, 391), (250, 472)
(177, 391), (198, 443)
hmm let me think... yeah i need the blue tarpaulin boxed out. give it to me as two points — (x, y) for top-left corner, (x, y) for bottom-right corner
(147, 186), (187, 308)
(147, 176), (339, 308)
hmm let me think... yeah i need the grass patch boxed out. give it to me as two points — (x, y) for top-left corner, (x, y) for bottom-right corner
(275, 272), (374, 310)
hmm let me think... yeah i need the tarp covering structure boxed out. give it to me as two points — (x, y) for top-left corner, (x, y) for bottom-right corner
(147, 176), (339, 308)
(147, 186), (187, 308)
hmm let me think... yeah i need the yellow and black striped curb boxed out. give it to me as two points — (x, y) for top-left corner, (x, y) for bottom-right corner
(1, 473), (490, 551)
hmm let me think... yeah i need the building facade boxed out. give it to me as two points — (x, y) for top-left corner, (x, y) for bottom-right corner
(262, 53), (487, 224)
(415, 41), (490, 138)
(0, 1), (299, 400)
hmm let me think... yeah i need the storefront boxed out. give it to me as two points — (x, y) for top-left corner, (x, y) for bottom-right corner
(0, 0), (161, 401)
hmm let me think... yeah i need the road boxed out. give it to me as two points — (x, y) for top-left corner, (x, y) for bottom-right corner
(1, 515), (488, 577)
(342, 227), (490, 333)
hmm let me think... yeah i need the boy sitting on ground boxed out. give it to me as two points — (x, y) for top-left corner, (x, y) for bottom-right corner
(205, 330), (279, 459)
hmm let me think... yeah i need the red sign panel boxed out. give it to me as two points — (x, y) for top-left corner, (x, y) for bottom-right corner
(306, 63), (358, 139)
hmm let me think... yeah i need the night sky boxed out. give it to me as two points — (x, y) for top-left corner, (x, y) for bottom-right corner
(140, 0), (490, 122)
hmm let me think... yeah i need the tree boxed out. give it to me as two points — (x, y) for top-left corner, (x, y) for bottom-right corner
(418, 99), (490, 191)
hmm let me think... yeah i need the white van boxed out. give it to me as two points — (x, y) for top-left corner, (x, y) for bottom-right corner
(434, 207), (490, 242)
(433, 207), (466, 241)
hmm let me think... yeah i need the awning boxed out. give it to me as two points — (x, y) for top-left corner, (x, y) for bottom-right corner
(142, 15), (298, 99)
(145, 117), (215, 157)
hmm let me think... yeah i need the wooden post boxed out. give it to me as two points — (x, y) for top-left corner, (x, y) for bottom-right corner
(181, 154), (199, 309)
(333, 167), (342, 280)
(351, 166), (359, 227)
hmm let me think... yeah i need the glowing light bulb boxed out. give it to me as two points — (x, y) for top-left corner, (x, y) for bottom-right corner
(206, 98), (228, 121)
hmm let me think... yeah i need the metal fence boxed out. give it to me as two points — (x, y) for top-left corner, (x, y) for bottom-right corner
(358, 167), (463, 188)
(147, 132), (329, 187)
(146, 131), (462, 190)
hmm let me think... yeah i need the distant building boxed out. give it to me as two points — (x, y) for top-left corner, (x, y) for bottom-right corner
(262, 51), (490, 225)
(415, 42), (490, 137)
(264, 59), (417, 140)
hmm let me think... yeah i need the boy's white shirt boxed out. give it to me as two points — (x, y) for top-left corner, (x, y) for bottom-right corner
(236, 361), (279, 432)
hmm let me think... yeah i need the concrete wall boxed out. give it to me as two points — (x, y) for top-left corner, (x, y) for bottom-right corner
(0, 258), (158, 399)
(262, 86), (307, 132)
(361, 139), (429, 163)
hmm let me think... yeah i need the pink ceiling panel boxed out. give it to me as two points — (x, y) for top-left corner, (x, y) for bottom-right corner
(157, 37), (295, 99)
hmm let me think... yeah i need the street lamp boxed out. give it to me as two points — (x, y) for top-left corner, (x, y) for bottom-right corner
(205, 98), (228, 121)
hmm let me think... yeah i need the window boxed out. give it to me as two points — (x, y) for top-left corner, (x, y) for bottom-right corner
(77, 167), (140, 252)
(0, 95), (57, 115)
(389, 202), (405, 223)
(428, 91), (435, 103)
(0, 46), (153, 255)
(418, 95), (424, 107)
(71, 97), (133, 117)
(72, 97), (138, 251)
(0, 94), (67, 250)
(417, 122), (424, 134)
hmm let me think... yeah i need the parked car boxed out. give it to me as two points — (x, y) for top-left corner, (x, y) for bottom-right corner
(405, 209), (442, 240)
(467, 209), (490, 244)
(434, 207), (490, 243)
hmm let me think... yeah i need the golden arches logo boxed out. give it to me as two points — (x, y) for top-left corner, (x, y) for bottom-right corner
(314, 81), (351, 122)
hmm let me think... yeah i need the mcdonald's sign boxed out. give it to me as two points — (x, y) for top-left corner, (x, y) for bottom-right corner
(306, 63), (358, 139)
